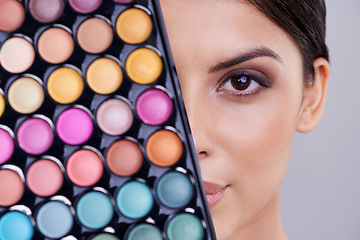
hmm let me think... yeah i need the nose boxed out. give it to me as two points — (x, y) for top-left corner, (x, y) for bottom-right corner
(179, 79), (214, 160)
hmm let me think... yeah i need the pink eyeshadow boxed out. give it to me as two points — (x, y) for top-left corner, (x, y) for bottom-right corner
(96, 98), (133, 136)
(26, 159), (63, 197)
(0, 0), (25, 32)
(17, 117), (54, 155)
(66, 149), (103, 187)
(56, 107), (93, 145)
(0, 127), (14, 164)
(136, 88), (173, 125)
(0, 168), (24, 207)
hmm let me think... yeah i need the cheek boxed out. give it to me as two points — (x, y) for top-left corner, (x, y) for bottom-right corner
(211, 90), (302, 195)
(207, 93), (302, 235)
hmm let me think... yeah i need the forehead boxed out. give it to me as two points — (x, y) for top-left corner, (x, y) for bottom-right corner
(160, 0), (301, 69)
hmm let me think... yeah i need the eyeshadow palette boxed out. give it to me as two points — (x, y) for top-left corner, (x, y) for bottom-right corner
(0, 0), (216, 239)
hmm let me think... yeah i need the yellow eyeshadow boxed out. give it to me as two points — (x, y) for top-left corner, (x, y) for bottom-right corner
(47, 67), (84, 104)
(0, 93), (5, 117)
(86, 58), (123, 95)
(126, 48), (162, 84)
(116, 8), (153, 44)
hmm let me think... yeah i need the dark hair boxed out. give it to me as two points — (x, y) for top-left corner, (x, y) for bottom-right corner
(247, 0), (329, 86)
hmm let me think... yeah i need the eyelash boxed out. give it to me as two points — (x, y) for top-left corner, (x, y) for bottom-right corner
(216, 70), (272, 98)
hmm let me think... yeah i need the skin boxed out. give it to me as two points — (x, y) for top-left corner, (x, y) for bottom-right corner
(160, 0), (330, 239)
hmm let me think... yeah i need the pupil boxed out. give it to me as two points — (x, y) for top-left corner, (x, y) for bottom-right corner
(231, 75), (250, 90)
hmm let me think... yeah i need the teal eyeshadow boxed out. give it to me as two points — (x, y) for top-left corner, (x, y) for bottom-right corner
(76, 191), (114, 229)
(127, 224), (162, 240)
(91, 233), (120, 240)
(156, 171), (194, 208)
(0, 211), (34, 240)
(116, 181), (154, 219)
(167, 213), (204, 240)
(36, 201), (74, 239)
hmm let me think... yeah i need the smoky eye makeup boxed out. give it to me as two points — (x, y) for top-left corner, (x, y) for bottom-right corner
(0, 1), (215, 239)
(216, 69), (273, 97)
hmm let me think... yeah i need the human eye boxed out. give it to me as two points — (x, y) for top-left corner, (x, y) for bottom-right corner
(216, 70), (272, 98)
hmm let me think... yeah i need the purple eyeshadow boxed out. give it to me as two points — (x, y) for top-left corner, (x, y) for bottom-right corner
(17, 117), (54, 155)
(68, 0), (103, 14)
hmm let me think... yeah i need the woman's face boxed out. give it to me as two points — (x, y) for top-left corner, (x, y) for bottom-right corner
(161, 0), (305, 239)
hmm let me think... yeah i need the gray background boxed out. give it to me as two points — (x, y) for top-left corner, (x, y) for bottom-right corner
(281, 0), (360, 239)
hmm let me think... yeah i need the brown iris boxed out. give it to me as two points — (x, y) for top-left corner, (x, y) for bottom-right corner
(231, 75), (251, 91)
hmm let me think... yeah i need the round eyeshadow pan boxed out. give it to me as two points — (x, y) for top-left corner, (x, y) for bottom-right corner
(66, 149), (103, 187)
(116, 8), (153, 44)
(166, 213), (204, 240)
(0, 92), (5, 117)
(125, 48), (163, 84)
(0, 127), (14, 164)
(77, 17), (113, 54)
(0, 211), (34, 240)
(96, 98), (133, 136)
(7, 77), (45, 114)
(76, 191), (114, 229)
(156, 171), (194, 209)
(0, 0), (25, 32)
(106, 139), (143, 177)
(17, 117), (54, 155)
(0, 168), (24, 207)
(116, 181), (153, 219)
(28, 0), (65, 23)
(37, 27), (74, 64)
(56, 107), (94, 145)
(127, 224), (162, 240)
(86, 58), (123, 95)
(136, 88), (173, 125)
(0, 36), (35, 73)
(146, 130), (183, 167)
(36, 201), (74, 239)
(69, 0), (103, 14)
(47, 67), (84, 104)
(26, 159), (63, 197)
(91, 233), (120, 240)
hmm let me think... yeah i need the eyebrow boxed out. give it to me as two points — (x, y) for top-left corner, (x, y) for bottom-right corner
(208, 46), (283, 73)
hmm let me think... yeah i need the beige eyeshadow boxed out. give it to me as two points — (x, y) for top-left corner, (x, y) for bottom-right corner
(38, 27), (74, 64)
(8, 77), (45, 114)
(0, 36), (35, 73)
(77, 17), (113, 54)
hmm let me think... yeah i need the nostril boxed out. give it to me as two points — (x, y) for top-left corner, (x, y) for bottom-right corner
(197, 151), (207, 159)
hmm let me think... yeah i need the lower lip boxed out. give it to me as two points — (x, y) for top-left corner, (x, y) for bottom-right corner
(203, 182), (228, 208)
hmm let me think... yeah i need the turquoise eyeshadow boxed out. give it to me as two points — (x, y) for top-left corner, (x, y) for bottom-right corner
(76, 191), (114, 229)
(0, 211), (34, 240)
(116, 181), (154, 219)
(36, 201), (73, 239)
(127, 224), (162, 240)
(167, 213), (204, 240)
(91, 233), (120, 240)
(156, 171), (194, 208)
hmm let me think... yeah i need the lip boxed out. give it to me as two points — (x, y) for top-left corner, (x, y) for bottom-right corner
(203, 181), (228, 208)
